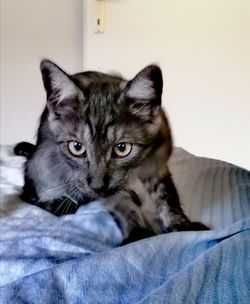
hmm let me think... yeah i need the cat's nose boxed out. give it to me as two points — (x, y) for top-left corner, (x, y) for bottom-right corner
(92, 185), (107, 195)
(87, 173), (109, 195)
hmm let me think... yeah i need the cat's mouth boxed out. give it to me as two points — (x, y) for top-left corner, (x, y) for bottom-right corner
(91, 185), (121, 198)
(81, 196), (95, 205)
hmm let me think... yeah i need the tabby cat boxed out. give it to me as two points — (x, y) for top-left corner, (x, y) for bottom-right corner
(15, 60), (208, 244)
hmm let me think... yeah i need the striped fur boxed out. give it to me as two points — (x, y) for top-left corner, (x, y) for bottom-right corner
(21, 60), (207, 243)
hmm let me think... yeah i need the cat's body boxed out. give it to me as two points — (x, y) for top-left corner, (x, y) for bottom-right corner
(16, 60), (208, 244)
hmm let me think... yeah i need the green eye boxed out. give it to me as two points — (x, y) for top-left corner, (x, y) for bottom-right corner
(67, 141), (86, 156)
(114, 143), (132, 157)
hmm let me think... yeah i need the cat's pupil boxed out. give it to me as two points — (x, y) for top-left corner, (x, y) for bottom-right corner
(74, 142), (82, 151)
(117, 143), (126, 152)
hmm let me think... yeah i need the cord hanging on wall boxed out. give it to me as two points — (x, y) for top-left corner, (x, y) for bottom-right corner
(94, 0), (105, 33)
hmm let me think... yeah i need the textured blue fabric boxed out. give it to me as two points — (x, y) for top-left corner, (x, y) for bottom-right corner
(0, 146), (249, 303)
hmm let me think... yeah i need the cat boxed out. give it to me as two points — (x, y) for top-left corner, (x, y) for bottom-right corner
(14, 60), (208, 244)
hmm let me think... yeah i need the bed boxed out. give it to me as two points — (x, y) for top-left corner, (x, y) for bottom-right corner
(0, 145), (249, 303)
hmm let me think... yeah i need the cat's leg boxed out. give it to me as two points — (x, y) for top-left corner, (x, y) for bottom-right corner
(103, 189), (155, 245)
(21, 175), (39, 204)
(152, 174), (209, 232)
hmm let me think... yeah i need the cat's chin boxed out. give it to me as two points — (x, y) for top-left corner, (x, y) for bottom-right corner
(92, 186), (121, 199)
(80, 196), (95, 205)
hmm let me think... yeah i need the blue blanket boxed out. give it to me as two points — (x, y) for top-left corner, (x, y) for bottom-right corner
(0, 146), (249, 303)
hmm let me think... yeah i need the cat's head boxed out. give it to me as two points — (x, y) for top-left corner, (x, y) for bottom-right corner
(39, 59), (169, 198)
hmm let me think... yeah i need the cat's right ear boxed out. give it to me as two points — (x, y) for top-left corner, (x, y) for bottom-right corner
(40, 59), (81, 106)
(124, 65), (163, 120)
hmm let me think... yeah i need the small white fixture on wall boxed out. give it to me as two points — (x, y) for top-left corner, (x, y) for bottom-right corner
(93, 0), (105, 33)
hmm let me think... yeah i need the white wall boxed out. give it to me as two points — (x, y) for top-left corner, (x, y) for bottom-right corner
(0, 0), (83, 144)
(84, 0), (250, 169)
(1, 0), (249, 169)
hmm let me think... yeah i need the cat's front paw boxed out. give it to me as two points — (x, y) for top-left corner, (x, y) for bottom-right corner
(187, 221), (209, 231)
(121, 228), (155, 245)
(164, 221), (209, 233)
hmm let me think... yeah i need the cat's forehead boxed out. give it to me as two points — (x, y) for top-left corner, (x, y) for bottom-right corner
(73, 71), (126, 92)
(81, 81), (127, 119)
(83, 83), (128, 128)
(88, 81), (122, 97)
(87, 79), (129, 107)
(72, 71), (128, 109)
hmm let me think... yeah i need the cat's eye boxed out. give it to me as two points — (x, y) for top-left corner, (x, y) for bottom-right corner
(67, 141), (86, 157)
(114, 143), (132, 157)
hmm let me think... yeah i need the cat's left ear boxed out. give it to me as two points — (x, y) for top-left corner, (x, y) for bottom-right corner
(40, 59), (81, 106)
(124, 65), (163, 117)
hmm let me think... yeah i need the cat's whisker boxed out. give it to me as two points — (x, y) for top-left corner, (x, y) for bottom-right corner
(61, 198), (69, 215)
(38, 181), (81, 202)
(54, 204), (61, 215)
(67, 183), (84, 203)
(43, 201), (52, 209)
(54, 198), (67, 215)
(38, 180), (79, 195)
(68, 200), (75, 214)
(64, 200), (71, 214)
(65, 198), (74, 214)
(69, 201), (75, 213)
